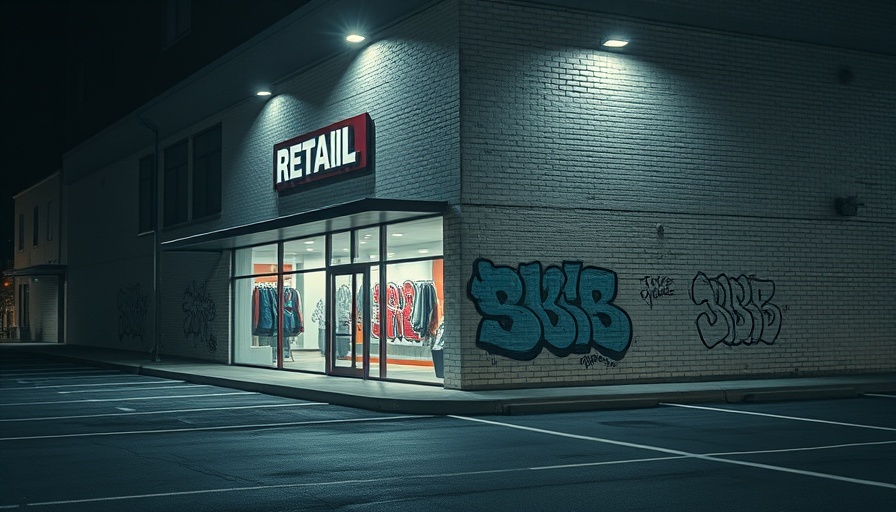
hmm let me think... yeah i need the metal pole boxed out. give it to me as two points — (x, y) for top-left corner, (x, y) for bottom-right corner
(138, 116), (162, 362)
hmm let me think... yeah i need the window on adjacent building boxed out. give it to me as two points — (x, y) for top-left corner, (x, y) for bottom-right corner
(138, 155), (156, 233)
(191, 124), (222, 220)
(46, 200), (54, 242)
(164, 0), (191, 47)
(32, 206), (39, 247)
(17, 214), (24, 251)
(163, 140), (189, 227)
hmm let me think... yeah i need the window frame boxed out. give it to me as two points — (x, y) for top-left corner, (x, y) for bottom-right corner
(191, 124), (222, 220)
(163, 139), (189, 227)
(138, 154), (156, 234)
(32, 206), (39, 247)
(46, 199), (54, 242)
(17, 213), (24, 251)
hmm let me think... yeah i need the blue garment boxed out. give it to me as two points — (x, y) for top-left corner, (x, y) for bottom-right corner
(252, 286), (278, 336)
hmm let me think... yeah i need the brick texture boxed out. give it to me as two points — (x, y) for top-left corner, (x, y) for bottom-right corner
(456, 0), (895, 389)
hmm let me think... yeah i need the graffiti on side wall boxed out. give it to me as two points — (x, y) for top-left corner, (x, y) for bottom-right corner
(689, 272), (782, 348)
(182, 280), (218, 352)
(640, 275), (674, 309)
(467, 259), (632, 362)
(117, 284), (148, 343)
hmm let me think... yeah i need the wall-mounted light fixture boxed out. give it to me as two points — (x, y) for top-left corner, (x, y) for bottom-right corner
(602, 38), (630, 48)
(346, 34), (366, 43)
(835, 196), (864, 216)
(256, 90), (272, 97)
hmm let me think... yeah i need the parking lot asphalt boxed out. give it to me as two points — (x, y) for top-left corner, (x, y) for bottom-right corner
(3, 343), (896, 416)
(2, 351), (894, 511)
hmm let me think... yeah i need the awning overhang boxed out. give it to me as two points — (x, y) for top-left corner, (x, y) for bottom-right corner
(3, 264), (67, 278)
(161, 198), (448, 252)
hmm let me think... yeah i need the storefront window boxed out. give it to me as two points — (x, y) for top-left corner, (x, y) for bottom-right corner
(284, 236), (325, 271)
(231, 215), (444, 384)
(282, 270), (326, 373)
(233, 276), (278, 368)
(381, 259), (444, 383)
(330, 231), (351, 266)
(354, 226), (379, 263)
(234, 244), (277, 277)
(386, 217), (443, 260)
(234, 244), (279, 367)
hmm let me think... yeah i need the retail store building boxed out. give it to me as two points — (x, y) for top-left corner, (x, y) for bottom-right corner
(57, 0), (894, 390)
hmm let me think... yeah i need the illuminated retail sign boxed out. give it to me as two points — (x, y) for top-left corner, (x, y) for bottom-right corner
(273, 113), (373, 193)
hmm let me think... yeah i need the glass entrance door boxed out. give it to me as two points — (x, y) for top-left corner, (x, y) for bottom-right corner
(330, 266), (369, 377)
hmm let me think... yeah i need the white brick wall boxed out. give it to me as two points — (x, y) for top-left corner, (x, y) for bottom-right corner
(456, 0), (896, 389)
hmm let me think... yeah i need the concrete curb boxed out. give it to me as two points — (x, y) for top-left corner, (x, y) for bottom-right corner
(7, 345), (896, 416)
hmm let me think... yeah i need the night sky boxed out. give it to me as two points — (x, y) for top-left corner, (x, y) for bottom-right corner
(0, 0), (309, 268)
(0, 0), (66, 265)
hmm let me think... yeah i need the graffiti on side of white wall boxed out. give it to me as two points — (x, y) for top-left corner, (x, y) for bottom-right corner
(640, 275), (674, 309)
(117, 283), (148, 343)
(467, 259), (632, 362)
(182, 280), (218, 352)
(689, 272), (782, 348)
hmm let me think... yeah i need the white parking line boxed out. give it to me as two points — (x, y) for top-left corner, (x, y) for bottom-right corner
(450, 415), (896, 490)
(6, 374), (129, 382)
(0, 392), (255, 407)
(0, 369), (113, 376)
(0, 402), (328, 422)
(0, 381), (174, 390)
(530, 455), (687, 471)
(661, 403), (896, 432)
(706, 439), (896, 457)
(0, 414), (430, 441)
(57, 385), (201, 394)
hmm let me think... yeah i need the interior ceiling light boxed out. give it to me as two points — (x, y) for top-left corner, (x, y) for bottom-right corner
(346, 34), (366, 43)
(256, 90), (272, 97)
(602, 38), (629, 48)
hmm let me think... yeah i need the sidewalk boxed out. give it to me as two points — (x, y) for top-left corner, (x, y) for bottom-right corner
(4, 343), (896, 415)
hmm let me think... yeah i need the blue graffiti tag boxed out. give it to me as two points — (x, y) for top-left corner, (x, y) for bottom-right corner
(467, 259), (632, 361)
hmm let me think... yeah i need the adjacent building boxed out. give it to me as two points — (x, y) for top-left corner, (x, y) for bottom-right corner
(6, 172), (65, 343)
(23, 0), (896, 390)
